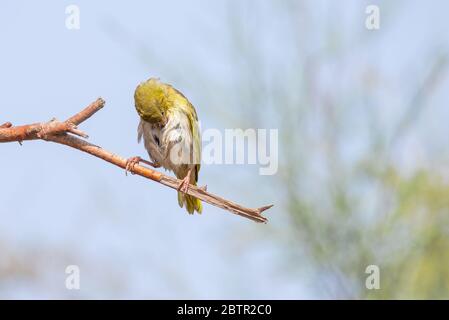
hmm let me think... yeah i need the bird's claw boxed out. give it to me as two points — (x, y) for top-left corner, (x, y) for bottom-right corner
(125, 156), (141, 176)
(150, 162), (161, 169)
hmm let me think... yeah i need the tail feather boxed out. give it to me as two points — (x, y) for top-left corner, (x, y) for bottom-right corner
(177, 189), (202, 214)
(177, 165), (202, 214)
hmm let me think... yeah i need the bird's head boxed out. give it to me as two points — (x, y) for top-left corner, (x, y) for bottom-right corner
(134, 78), (169, 126)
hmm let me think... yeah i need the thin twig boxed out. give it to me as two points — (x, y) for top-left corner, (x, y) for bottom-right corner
(0, 98), (271, 223)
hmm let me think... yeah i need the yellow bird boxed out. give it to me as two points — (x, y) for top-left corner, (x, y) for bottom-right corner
(127, 78), (202, 214)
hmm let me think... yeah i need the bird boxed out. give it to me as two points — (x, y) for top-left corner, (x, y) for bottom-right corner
(127, 78), (202, 214)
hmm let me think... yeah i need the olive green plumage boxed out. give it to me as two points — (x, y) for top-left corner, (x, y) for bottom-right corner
(134, 78), (202, 214)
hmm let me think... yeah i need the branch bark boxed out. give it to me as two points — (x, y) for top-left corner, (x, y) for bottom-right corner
(0, 98), (271, 223)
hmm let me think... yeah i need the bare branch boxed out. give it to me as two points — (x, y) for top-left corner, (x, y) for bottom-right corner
(0, 98), (271, 223)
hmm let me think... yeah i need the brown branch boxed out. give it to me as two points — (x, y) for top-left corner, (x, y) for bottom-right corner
(0, 98), (271, 223)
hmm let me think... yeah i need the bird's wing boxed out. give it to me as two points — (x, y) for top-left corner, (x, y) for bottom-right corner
(181, 100), (201, 181)
(166, 84), (202, 181)
(191, 111), (201, 182)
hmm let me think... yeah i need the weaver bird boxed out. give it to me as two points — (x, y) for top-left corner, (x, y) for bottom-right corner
(127, 78), (202, 214)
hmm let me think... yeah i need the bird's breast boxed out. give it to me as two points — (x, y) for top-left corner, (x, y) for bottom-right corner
(138, 111), (193, 174)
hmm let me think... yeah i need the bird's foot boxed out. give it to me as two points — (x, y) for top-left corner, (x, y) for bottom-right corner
(125, 156), (140, 176)
(178, 176), (191, 194)
(125, 156), (160, 176)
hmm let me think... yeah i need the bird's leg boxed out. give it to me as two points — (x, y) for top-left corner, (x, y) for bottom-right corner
(125, 156), (160, 176)
(178, 168), (193, 194)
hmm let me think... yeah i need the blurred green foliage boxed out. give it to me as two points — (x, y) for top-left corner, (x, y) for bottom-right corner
(219, 0), (449, 299)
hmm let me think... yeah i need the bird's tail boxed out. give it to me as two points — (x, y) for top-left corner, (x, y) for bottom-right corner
(177, 184), (202, 214)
